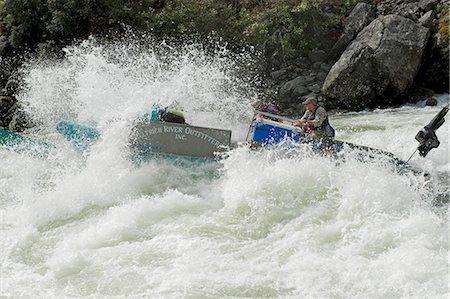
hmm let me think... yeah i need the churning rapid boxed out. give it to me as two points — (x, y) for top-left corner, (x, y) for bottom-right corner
(1, 38), (448, 298)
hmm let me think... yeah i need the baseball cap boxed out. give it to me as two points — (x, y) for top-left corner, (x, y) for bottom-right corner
(302, 96), (318, 105)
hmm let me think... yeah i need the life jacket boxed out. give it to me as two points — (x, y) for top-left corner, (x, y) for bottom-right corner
(265, 103), (279, 115)
(308, 106), (335, 138)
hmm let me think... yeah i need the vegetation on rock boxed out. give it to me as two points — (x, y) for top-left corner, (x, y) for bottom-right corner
(0, 0), (354, 66)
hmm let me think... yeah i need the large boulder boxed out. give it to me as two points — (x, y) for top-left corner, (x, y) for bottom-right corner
(328, 3), (376, 61)
(278, 75), (314, 106)
(322, 15), (430, 110)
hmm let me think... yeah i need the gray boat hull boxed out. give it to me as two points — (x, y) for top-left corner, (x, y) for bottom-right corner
(130, 121), (231, 159)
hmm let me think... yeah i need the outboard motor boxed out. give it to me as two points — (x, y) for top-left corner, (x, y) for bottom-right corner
(414, 105), (449, 157)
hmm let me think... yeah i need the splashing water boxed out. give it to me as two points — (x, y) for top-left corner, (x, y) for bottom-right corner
(19, 36), (258, 141)
(1, 37), (448, 298)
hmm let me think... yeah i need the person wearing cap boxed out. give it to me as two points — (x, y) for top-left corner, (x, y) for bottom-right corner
(294, 96), (333, 139)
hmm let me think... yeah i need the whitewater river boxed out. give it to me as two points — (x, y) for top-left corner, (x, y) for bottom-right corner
(1, 39), (448, 298)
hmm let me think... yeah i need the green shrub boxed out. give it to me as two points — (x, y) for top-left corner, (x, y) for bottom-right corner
(0, 0), (360, 67)
(1, 0), (51, 48)
(437, 3), (449, 47)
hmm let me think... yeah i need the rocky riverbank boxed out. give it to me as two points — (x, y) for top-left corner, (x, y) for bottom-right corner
(0, 0), (448, 131)
(269, 0), (449, 116)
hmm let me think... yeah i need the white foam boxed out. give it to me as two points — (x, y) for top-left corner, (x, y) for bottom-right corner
(1, 38), (448, 298)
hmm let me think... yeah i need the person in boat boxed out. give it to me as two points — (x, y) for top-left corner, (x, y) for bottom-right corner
(147, 105), (187, 124)
(159, 108), (186, 124)
(294, 96), (334, 140)
(253, 100), (282, 122)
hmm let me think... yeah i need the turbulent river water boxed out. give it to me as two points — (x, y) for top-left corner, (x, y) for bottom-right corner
(1, 39), (448, 298)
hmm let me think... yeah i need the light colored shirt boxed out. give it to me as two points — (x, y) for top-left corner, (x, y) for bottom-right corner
(300, 106), (332, 138)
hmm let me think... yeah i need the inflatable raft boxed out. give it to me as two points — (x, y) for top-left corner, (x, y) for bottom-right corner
(55, 119), (231, 160)
(246, 111), (421, 175)
(0, 128), (51, 158)
(56, 120), (99, 152)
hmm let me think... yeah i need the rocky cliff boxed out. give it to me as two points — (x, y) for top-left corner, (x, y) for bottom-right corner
(273, 0), (448, 115)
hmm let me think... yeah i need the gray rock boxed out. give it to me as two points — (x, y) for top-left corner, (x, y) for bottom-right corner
(4, 79), (18, 96)
(419, 10), (437, 31)
(328, 34), (354, 62)
(419, 0), (440, 11)
(307, 84), (321, 93)
(322, 15), (430, 110)
(308, 49), (327, 63)
(393, 3), (422, 21)
(343, 3), (377, 34)
(292, 85), (309, 98)
(270, 69), (288, 82)
(319, 63), (332, 72)
(277, 75), (319, 107)
(0, 95), (15, 128)
(377, 0), (439, 21)
(316, 71), (328, 82)
(1, 100), (16, 129)
(425, 97), (438, 106)
(278, 77), (306, 103)
(6, 105), (30, 132)
(403, 86), (435, 102)
(328, 3), (375, 61)
(312, 62), (323, 71)
(0, 35), (7, 55)
(0, 95), (14, 112)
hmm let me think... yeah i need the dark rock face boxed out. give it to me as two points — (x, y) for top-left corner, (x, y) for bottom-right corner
(272, 0), (446, 113)
(0, 76), (31, 132)
(402, 86), (435, 103)
(7, 106), (31, 132)
(0, 94), (33, 132)
(0, 36), (8, 56)
(322, 15), (430, 110)
(0, 95), (15, 129)
(416, 43), (449, 93)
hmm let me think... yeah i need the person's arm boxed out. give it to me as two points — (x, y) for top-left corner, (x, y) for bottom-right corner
(308, 107), (327, 127)
(294, 111), (309, 127)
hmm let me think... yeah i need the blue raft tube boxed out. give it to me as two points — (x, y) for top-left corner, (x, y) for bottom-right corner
(0, 128), (53, 158)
